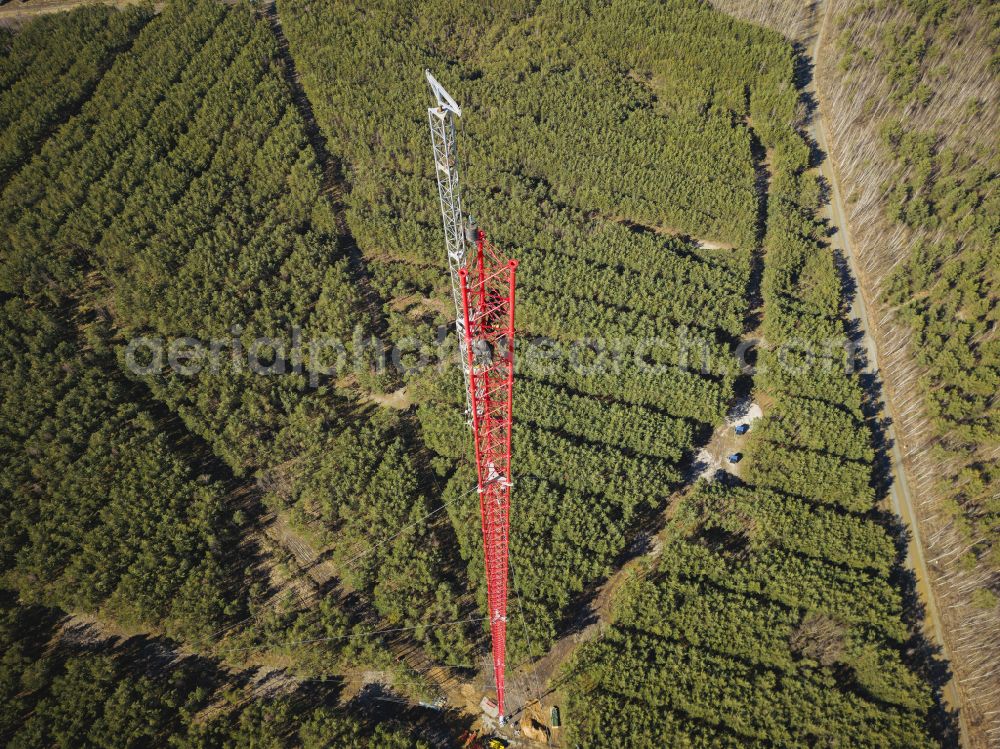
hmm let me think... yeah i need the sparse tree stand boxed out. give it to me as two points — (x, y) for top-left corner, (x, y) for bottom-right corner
(426, 71), (519, 721)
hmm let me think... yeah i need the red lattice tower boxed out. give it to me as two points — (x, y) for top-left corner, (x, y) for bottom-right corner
(426, 70), (519, 720)
(458, 230), (517, 719)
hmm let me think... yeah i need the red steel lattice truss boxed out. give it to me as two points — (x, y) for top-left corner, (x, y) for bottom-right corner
(458, 231), (517, 718)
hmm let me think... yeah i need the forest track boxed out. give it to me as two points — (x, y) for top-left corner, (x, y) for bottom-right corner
(808, 3), (968, 745)
(494, 487), (694, 736)
(0, 0), (252, 24)
(0, 0), (160, 25)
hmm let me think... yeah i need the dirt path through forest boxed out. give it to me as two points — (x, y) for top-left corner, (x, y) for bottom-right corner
(0, 0), (158, 25)
(808, 3), (968, 744)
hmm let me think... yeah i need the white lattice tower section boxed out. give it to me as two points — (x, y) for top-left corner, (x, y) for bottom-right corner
(426, 70), (472, 408)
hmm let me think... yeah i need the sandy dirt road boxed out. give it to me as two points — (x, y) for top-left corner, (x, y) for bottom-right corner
(0, 0), (157, 26)
(807, 3), (968, 745)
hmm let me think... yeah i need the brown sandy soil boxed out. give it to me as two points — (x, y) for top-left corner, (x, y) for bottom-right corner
(364, 386), (415, 411)
(0, 0), (160, 26)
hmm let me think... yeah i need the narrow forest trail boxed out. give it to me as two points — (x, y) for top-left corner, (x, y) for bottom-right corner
(0, 0), (155, 25)
(495, 411), (757, 737)
(500, 526), (662, 718)
(808, 3), (969, 745)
